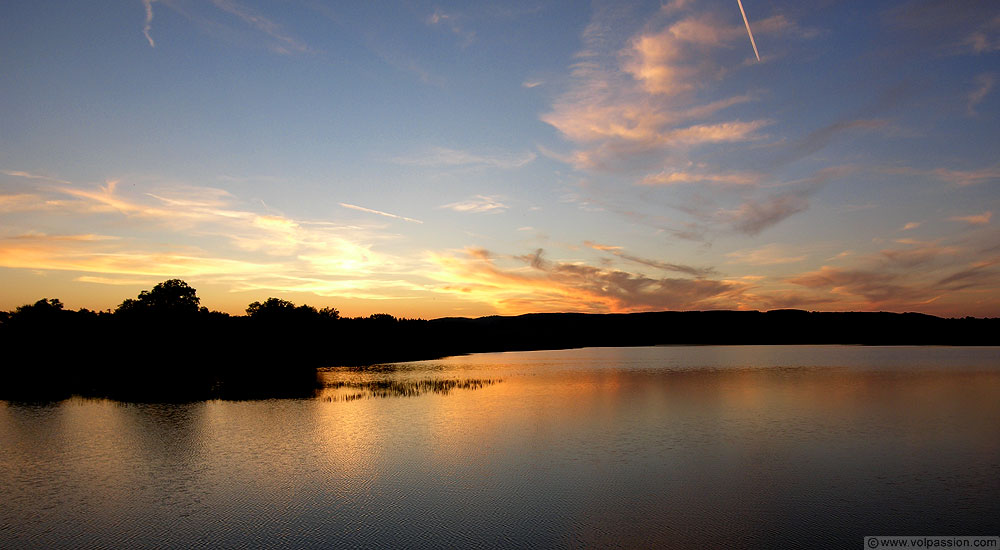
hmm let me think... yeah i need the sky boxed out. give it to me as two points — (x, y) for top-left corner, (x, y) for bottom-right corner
(1, 0), (998, 318)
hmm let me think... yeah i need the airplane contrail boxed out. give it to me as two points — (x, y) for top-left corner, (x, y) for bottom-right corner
(737, 0), (760, 62)
(142, 0), (155, 48)
(339, 202), (423, 224)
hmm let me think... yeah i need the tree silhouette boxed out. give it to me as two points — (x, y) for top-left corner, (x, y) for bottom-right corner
(246, 297), (340, 323)
(116, 279), (200, 316)
(319, 306), (340, 320)
(246, 297), (296, 317)
(10, 298), (66, 323)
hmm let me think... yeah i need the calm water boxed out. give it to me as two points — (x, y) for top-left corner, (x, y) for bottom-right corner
(2, 346), (999, 549)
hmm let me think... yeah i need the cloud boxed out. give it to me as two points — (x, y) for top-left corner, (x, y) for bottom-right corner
(2, 170), (71, 184)
(622, 14), (740, 96)
(933, 167), (1000, 186)
(776, 118), (889, 167)
(967, 73), (996, 115)
(392, 147), (536, 169)
(726, 244), (806, 265)
(339, 202), (423, 224)
(142, 0), (156, 47)
(783, 233), (1000, 313)
(901, 222), (921, 231)
(962, 14), (1000, 53)
(583, 241), (621, 251)
(540, 5), (777, 170)
(77, 275), (157, 286)
(886, 2), (999, 55)
(620, 11), (801, 95)
(949, 211), (992, 225)
(522, 80), (544, 88)
(440, 195), (507, 214)
(0, 194), (49, 213)
(935, 259), (1000, 291)
(887, 165), (1000, 186)
(788, 266), (920, 304)
(428, 247), (746, 314)
(0, 233), (278, 278)
(716, 192), (810, 235)
(427, 8), (475, 46)
(209, 0), (311, 54)
(0, 178), (440, 302)
(639, 168), (759, 186)
(880, 241), (959, 268)
(583, 241), (716, 277)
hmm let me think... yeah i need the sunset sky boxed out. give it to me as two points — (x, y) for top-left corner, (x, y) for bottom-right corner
(1, 0), (998, 318)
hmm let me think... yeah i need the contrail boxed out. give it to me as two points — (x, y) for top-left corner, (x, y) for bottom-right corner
(737, 0), (760, 62)
(142, 0), (155, 48)
(339, 202), (423, 224)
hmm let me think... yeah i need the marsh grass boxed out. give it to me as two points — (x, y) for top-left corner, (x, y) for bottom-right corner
(321, 378), (502, 402)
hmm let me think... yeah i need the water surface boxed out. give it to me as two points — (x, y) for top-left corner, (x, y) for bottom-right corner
(2, 346), (999, 548)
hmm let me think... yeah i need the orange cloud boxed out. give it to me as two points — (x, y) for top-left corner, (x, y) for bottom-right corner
(640, 169), (759, 186)
(0, 234), (278, 277)
(1, 179), (434, 303)
(539, 6), (782, 171)
(726, 244), (807, 266)
(428, 247), (745, 314)
(949, 211), (992, 225)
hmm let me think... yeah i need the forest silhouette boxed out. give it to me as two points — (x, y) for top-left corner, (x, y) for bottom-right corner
(2, 279), (997, 402)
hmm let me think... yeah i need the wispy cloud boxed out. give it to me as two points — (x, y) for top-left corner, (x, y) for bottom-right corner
(779, 224), (1000, 315)
(440, 195), (507, 214)
(583, 241), (621, 251)
(339, 202), (423, 224)
(428, 247), (745, 314)
(726, 244), (807, 266)
(522, 80), (544, 88)
(716, 192), (810, 235)
(887, 2), (999, 56)
(788, 266), (922, 304)
(0, 178), (436, 302)
(936, 258), (1000, 291)
(962, 14), (1000, 54)
(392, 147), (536, 169)
(0, 193), (52, 213)
(776, 118), (889, 167)
(968, 73), (995, 115)
(901, 221), (922, 231)
(880, 240), (959, 268)
(427, 8), (475, 46)
(142, 0), (156, 47)
(639, 168), (759, 186)
(209, 0), (311, 54)
(0, 233), (278, 278)
(2, 170), (71, 184)
(583, 241), (716, 277)
(949, 211), (992, 225)
(887, 165), (1000, 186)
(77, 275), (157, 286)
(539, 5), (785, 171)
(933, 167), (1000, 186)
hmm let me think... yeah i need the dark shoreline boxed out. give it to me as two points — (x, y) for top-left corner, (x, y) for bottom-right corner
(3, 308), (998, 402)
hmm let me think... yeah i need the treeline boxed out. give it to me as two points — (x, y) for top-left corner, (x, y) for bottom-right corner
(2, 279), (998, 401)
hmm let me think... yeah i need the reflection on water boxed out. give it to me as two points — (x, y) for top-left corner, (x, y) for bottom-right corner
(319, 378), (502, 401)
(2, 346), (999, 549)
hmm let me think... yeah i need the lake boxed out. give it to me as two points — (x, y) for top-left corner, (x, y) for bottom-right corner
(2, 345), (999, 548)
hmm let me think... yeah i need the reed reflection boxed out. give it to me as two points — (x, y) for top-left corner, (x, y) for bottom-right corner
(318, 377), (502, 402)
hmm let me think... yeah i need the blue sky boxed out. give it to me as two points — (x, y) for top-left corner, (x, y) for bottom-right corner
(1, 0), (998, 317)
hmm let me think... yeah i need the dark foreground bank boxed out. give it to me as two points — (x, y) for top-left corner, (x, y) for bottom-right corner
(2, 280), (998, 401)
